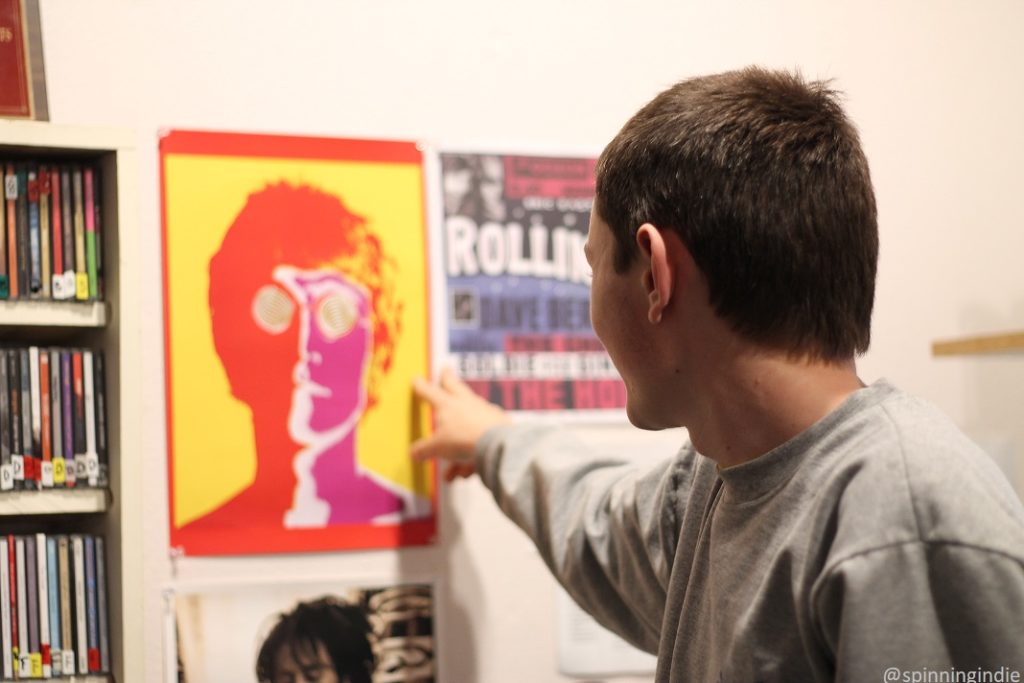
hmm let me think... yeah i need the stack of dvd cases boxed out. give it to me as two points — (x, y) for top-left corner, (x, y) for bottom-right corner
(1, 133), (120, 681)
(0, 533), (109, 679)
(0, 161), (104, 303)
(0, 347), (108, 492)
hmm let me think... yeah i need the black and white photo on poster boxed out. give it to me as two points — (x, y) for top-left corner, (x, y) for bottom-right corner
(170, 579), (435, 683)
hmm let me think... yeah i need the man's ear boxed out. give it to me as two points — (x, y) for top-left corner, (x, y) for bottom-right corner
(636, 224), (673, 324)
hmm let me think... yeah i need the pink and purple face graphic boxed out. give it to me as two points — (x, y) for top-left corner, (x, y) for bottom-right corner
(252, 266), (373, 442)
(201, 184), (414, 534)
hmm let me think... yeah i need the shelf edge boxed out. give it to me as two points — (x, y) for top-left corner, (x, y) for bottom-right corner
(932, 331), (1024, 356)
(0, 301), (106, 327)
(0, 489), (109, 516)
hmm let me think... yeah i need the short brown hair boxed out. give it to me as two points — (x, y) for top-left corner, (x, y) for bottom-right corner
(595, 67), (878, 360)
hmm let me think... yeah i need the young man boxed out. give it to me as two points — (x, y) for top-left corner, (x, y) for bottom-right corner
(413, 67), (1024, 681)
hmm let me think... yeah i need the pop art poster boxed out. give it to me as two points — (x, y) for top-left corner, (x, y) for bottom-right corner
(440, 151), (627, 414)
(171, 579), (435, 683)
(161, 131), (434, 556)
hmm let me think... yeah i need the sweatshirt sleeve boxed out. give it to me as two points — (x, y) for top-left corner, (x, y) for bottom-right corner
(812, 541), (1024, 681)
(474, 423), (700, 653)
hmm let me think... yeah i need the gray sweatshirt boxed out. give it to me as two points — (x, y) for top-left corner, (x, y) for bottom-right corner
(475, 380), (1024, 682)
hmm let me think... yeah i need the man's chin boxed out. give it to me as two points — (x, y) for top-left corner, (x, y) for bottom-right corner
(625, 400), (673, 431)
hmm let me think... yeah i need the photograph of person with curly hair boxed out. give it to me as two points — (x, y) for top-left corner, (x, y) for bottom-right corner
(173, 580), (435, 683)
(161, 132), (435, 556)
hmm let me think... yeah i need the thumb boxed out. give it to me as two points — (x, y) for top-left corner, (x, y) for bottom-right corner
(444, 462), (477, 482)
(411, 434), (469, 463)
(410, 435), (441, 462)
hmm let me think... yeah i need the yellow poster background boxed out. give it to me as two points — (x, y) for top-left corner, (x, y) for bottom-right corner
(164, 153), (432, 528)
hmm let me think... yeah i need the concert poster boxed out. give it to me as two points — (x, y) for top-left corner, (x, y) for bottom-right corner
(438, 150), (626, 415)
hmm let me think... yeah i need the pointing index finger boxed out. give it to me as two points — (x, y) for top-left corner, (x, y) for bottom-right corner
(413, 376), (447, 406)
(439, 367), (473, 397)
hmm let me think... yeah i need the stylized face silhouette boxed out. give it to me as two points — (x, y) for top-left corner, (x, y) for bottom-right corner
(251, 266), (372, 441)
(210, 267), (300, 420)
(209, 183), (399, 443)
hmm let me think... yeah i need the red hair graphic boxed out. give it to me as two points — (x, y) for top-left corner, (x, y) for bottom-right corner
(209, 182), (401, 413)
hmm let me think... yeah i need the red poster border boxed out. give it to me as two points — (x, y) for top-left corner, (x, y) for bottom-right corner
(159, 129), (422, 164)
(160, 130), (436, 557)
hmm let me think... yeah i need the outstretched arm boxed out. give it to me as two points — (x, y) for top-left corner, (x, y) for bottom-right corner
(412, 369), (701, 652)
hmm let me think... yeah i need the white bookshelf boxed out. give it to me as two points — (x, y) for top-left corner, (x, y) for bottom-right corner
(0, 489), (108, 516)
(0, 120), (141, 683)
(0, 301), (106, 327)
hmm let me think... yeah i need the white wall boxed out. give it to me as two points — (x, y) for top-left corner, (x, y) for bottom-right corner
(37, 0), (1024, 680)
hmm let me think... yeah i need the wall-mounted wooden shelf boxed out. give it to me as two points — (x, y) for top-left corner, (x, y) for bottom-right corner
(932, 331), (1024, 356)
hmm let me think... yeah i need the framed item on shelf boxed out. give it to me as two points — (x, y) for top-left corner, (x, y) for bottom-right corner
(0, 0), (48, 121)
(169, 578), (436, 683)
(436, 149), (626, 416)
(161, 130), (435, 556)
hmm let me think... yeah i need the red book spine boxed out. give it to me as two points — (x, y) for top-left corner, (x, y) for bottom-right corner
(4, 164), (16, 298)
(50, 167), (62, 291)
(39, 352), (50, 476)
(0, 0), (31, 117)
(72, 352), (84, 483)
